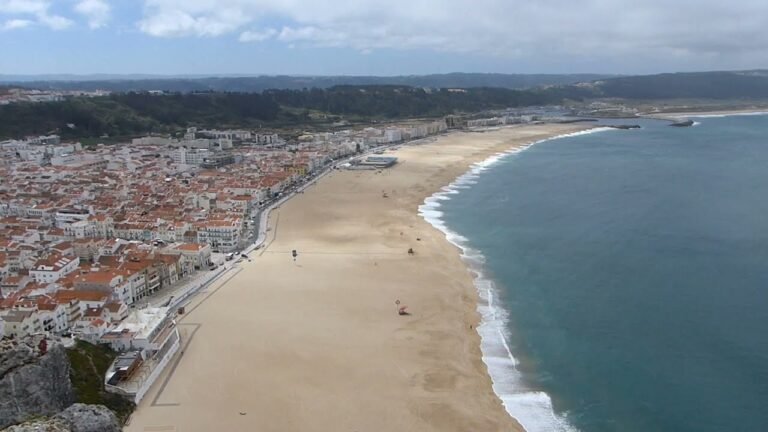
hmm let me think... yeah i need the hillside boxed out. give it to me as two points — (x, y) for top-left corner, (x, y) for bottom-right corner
(590, 70), (768, 99)
(0, 86), (589, 140)
(4, 70), (768, 140)
(0, 73), (614, 93)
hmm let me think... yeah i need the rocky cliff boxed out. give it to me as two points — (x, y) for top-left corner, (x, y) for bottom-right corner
(3, 404), (120, 432)
(0, 337), (124, 432)
(0, 338), (74, 429)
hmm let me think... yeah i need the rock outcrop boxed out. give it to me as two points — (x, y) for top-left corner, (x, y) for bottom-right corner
(670, 119), (695, 127)
(3, 404), (119, 432)
(53, 404), (120, 432)
(3, 419), (70, 432)
(0, 338), (74, 429)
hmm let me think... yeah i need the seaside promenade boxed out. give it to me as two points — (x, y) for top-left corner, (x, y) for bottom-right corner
(125, 123), (587, 432)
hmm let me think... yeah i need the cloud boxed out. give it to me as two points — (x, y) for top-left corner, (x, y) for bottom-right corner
(37, 13), (73, 30)
(139, 5), (252, 37)
(0, 0), (47, 15)
(75, 0), (110, 29)
(134, 0), (768, 66)
(277, 26), (347, 46)
(239, 28), (276, 42)
(0, 0), (73, 30)
(1, 18), (31, 30)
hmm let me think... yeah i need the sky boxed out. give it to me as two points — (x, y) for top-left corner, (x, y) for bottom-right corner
(1, 0), (768, 76)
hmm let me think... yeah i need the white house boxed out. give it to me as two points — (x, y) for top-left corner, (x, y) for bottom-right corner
(30, 254), (80, 284)
(2, 310), (41, 338)
(38, 304), (69, 334)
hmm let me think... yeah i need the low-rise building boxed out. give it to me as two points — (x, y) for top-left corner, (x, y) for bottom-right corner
(104, 301), (129, 323)
(161, 243), (211, 272)
(30, 254), (80, 284)
(2, 310), (39, 338)
(102, 307), (181, 403)
(196, 219), (242, 252)
(36, 300), (69, 334)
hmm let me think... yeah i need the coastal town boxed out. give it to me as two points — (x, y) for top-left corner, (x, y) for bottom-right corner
(1, 0), (766, 427)
(0, 101), (679, 420)
(0, 114), (513, 405)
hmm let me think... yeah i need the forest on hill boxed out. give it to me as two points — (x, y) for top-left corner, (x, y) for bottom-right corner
(3, 70), (768, 140)
(0, 85), (590, 139)
(0, 72), (613, 92)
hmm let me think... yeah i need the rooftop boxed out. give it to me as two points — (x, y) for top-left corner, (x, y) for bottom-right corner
(109, 306), (170, 341)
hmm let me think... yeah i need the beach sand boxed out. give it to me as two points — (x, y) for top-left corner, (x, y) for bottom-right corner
(125, 123), (589, 432)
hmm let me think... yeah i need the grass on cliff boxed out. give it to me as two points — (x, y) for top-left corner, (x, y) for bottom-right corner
(66, 341), (135, 424)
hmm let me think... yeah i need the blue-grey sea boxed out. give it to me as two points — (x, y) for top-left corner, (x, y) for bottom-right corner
(419, 115), (768, 432)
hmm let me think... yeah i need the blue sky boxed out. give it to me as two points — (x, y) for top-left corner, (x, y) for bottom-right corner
(1, 0), (767, 76)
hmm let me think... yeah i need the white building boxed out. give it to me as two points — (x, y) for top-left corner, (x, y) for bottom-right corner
(64, 220), (97, 239)
(103, 307), (181, 403)
(199, 129), (252, 141)
(196, 219), (242, 252)
(30, 255), (80, 284)
(212, 138), (233, 150)
(179, 138), (212, 149)
(171, 148), (210, 166)
(100, 307), (174, 351)
(2, 310), (41, 338)
(162, 243), (212, 271)
(132, 136), (175, 146)
(38, 303), (69, 334)
(26, 135), (61, 146)
(384, 128), (403, 143)
(254, 134), (281, 145)
(55, 209), (91, 228)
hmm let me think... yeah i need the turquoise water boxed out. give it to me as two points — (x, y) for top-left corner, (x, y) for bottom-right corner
(433, 116), (768, 432)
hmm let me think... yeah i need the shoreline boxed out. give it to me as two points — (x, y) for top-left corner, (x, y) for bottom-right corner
(126, 123), (591, 432)
(418, 127), (610, 432)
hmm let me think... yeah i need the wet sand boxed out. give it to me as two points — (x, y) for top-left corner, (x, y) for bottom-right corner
(126, 123), (589, 432)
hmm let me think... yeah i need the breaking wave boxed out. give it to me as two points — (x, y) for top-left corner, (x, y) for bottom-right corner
(418, 127), (613, 432)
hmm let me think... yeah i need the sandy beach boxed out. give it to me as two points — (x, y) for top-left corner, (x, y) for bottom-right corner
(125, 123), (589, 432)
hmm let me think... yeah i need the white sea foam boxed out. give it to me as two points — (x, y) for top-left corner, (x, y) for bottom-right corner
(417, 128), (613, 432)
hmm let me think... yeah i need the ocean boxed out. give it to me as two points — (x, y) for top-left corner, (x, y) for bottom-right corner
(419, 115), (768, 432)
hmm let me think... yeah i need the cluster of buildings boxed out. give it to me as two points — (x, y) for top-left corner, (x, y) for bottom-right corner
(0, 117), (455, 402)
(0, 88), (109, 105)
(0, 108), (551, 403)
(0, 119), (452, 342)
(576, 101), (640, 117)
(466, 114), (540, 128)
